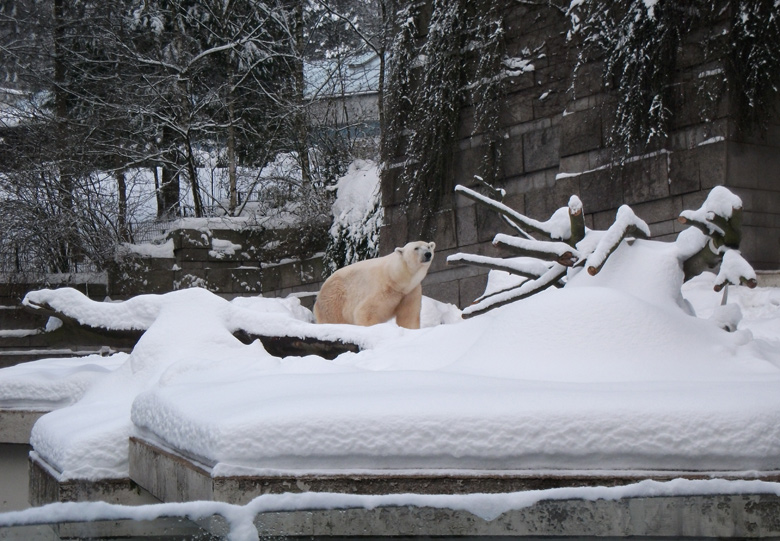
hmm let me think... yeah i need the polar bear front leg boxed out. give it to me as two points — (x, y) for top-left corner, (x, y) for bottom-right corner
(394, 284), (422, 329)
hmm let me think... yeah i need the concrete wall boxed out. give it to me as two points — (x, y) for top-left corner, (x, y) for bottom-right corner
(380, 2), (780, 309)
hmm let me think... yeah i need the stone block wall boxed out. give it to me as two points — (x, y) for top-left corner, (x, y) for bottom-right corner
(108, 227), (326, 307)
(381, 2), (780, 309)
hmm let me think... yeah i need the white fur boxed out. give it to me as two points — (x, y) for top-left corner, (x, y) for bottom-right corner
(314, 241), (436, 329)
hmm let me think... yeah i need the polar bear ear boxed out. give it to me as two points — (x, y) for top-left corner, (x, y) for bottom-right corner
(428, 242), (436, 251)
(395, 247), (403, 254)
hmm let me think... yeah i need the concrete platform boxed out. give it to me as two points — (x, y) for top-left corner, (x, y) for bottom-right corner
(27, 451), (204, 539)
(0, 409), (47, 444)
(128, 436), (780, 538)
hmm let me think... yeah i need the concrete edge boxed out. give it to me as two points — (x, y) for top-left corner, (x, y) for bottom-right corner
(0, 409), (47, 444)
(128, 437), (780, 537)
(27, 451), (203, 538)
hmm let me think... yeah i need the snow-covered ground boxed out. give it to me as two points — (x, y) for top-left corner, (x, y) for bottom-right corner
(2, 238), (779, 482)
(1, 233), (780, 539)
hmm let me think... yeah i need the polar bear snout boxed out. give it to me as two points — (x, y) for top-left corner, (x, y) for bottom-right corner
(423, 250), (433, 262)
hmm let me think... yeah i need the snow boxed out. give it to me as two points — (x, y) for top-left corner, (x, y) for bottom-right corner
(493, 233), (580, 260)
(583, 204), (651, 273)
(0, 354), (128, 410)
(4, 241), (777, 482)
(716, 249), (757, 290)
(1, 241), (780, 537)
(329, 160), (380, 230)
(2, 223), (780, 490)
(117, 238), (175, 259)
(680, 185), (742, 226)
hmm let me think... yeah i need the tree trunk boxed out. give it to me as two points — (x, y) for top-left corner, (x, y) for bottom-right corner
(185, 135), (204, 218)
(227, 94), (238, 216)
(293, 0), (310, 185)
(116, 167), (129, 242)
(158, 125), (180, 220)
(52, 0), (75, 272)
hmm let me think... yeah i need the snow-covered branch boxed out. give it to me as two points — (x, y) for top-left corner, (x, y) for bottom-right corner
(455, 185), (572, 241)
(462, 263), (567, 318)
(678, 186), (743, 249)
(493, 233), (581, 267)
(714, 250), (757, 292)
(586, 205), (650, 276)
(446, 253), (553, 280)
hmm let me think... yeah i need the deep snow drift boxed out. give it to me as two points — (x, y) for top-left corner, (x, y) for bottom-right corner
(4, 236), (779, 481)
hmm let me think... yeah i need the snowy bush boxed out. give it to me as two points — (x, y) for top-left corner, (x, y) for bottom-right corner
(323, 160), (383, 275)
(448, 184), (756, 317)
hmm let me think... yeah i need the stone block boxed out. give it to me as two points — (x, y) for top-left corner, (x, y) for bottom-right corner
(697, 141), (728, 190)
(499, 137), (524, 178)
(432, 209), (458, 251)
(669, 148), (702, 195)
(727, 142), (780, 191)
(593, 208), (623, 231)
(558, 152), (590, 177)
(560, 107), (603, 157)
(742, 226), (780, 270)
(299, 257), (325, 286)
(422, 279), (459, 306)
(379, 222), (408, 256)
(279, 261), (304, 290)
(458, 273), (489, 308)
(109, 265), (174, 297)
(742, 210), (780, 229)
(169, 228), (212, 251)
(455, 203), (479, 246)
(380, 166), (407, 208)
(743, 189), (780, 215)
(476, 200), (514, 243)
(500, 90), (535, 127)
(176, 248), (211, 264)
(621, 153), (670, 205)
(523, 126), (561, 173)
(259, 266), (282, 294)
(648, 219), (677, 238)
(231, 268), (262, 295)
(680, 190), (710, 217)
(533, 87), (568, 120)
(205, 268), (234, 293)
(453, 145), (485, 187)
(630, 196), (684, 226)
(570, 60), (605, 98)
(523, 174), (580, 224)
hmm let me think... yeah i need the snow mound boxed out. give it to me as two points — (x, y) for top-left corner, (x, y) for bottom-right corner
(0, 354), (127, 410)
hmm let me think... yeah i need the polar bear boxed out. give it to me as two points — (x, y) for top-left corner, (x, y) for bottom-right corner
(314, 241), (436, 329)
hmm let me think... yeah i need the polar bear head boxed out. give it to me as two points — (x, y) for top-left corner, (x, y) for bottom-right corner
(395, 240), (436, 269)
